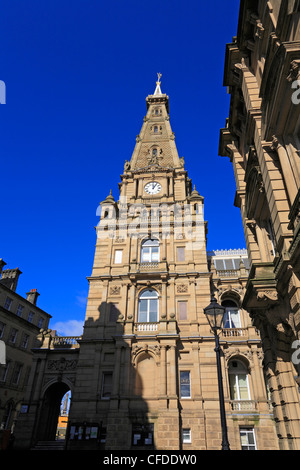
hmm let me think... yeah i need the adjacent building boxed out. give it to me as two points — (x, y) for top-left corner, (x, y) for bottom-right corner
(0, 260), (51, 449)
(219, 0), (300, 450)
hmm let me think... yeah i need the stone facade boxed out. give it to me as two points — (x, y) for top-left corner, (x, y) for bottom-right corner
(0, 261), (51, 449)
(13, 76), (280, 451)
(219, 0), (300, 450)
(54, 79), (276, 451)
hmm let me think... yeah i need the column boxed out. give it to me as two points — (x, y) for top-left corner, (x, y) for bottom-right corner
(272, 136), (298, 206)
(168, 345), (178, 409)
(160, 345), (167, 398)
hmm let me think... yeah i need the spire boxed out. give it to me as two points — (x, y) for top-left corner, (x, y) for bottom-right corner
(189, 184), (204, 201)
(101, 189), (116, 205)
(154, 72), (162, 95)
(127, 76), (180, 170)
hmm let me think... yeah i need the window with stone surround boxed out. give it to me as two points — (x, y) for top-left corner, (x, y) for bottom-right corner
(228, 360), (251, 402)
(141, 239), (159, 263)
(222, 300), (241, 329)
(4, 297), (12, 311)
(101, 372), (113, 399)
(177, 246), (185, 262)
(182, 428), (191, 443)
(239, 428), (257, 450)
(114, 249), (123, 264)
(178, 301), (187, 320)
(180, 371), (191, 398)
(138, 289), (159, 323)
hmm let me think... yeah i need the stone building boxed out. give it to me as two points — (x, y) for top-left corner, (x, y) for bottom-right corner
(14, 76), (279, 451)
(0, 260), (51, 449)
(219, 0), (300, 450)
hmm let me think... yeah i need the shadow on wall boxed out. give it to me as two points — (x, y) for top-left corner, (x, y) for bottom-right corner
(66, 301), (157, 450)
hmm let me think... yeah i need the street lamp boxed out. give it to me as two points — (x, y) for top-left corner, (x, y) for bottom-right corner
(204, 296), (230, 451)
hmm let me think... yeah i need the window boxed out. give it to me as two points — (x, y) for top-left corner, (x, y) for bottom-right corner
(27, 311), (34, 323)
(141, 239), (159, 263)
(182, 429), (191, 444)
(16, 304), (24, 317)
(9, 328), (18, 344)
(11, 363), (23, 385)
(178, 301), (187, 320)
(138, 289), (159, 323)
(0, 361), (10, 382)
(177, 247), (185, 262)
(180, 371), (191, 398)
(114, 250), (123, 264)
(4, 297), (12, 311)
(213, 257), (250, 271)
(101, 372), (113, 399)
(229, 360), (251, 401)
(222, 300), (241, 329)
(38, 317), (44, 329)
(240, 428), (257, 450)
(0, 321), (5, 338)
(266, 219), (276, 257)
(21, 334), (30, 349)
(132, 423), (154, 447)
(109, 303), (119, 322)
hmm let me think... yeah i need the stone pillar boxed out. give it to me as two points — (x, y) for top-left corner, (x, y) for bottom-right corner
(272, 136), (298, 206)
(160, 345), (167, 398)
(168, 345), (177, 407)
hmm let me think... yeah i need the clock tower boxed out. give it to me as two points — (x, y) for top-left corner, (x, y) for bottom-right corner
(14, 75), (278, 452)
(67, 75), (211, 450)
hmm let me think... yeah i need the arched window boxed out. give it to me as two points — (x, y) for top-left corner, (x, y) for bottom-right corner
(141, 239), (159, 263)
(138, 289), (159, 323)
(228, 360), (251, 401)
(222, 300), (241, 329)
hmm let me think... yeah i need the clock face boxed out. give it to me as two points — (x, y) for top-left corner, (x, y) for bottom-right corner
(144, 181), (162, 195)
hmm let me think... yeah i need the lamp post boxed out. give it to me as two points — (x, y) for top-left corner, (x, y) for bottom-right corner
(204, 296), (230, 451)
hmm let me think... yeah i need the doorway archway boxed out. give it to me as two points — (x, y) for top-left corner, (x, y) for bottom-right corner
(37, 382), (70, 442)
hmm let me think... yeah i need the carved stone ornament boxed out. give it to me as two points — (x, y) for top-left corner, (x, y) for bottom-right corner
(47, 358), (77, 371)
(224, 348), (254, 368)
(257, 290), (279, 303)
(124, 160), (131, 171)
(287, 60), (300, 83)
(177, 284), (188, 293)
(110, 286), (121, 296)
(131, 343), (161, 365)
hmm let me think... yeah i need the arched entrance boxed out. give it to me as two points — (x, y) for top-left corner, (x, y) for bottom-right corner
(37, 382), (70, 442)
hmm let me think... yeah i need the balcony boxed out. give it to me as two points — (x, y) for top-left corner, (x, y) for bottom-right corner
(230, 400), (257, 412)
(139, 262), (159, 271)
(134, 322), (159, 332)
(216, 268), (249, 279)
(221, 327), (260, 341)
(51, 336), (81, 349)
(222, 328), (247, 338)
(129, 261), (168, 276)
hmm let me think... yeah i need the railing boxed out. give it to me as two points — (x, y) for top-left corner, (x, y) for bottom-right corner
(52, 336), (81, 348)
(135, 323), (158, 332)
(216, 269), (249, 278)
(139, 262), (159, 271)
(222, 328), (247, 338)
(221, 327), (260, 339)
(230, 400), (257, 412)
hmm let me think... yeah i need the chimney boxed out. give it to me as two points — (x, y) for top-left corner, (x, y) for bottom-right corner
(26, 288), (40, 305)
(0, 267), (22, 292)
(0, 259), (7, 275)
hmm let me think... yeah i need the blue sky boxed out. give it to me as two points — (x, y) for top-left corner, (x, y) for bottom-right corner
(0, 0), (243, 334)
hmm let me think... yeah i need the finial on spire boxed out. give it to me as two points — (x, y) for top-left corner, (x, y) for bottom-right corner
(154, 72), (162, 95)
